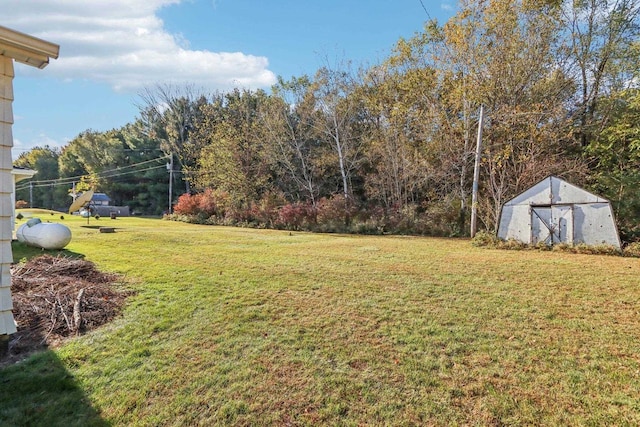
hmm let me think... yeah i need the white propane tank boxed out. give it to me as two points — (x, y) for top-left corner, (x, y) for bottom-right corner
(16, 218), (72, 250)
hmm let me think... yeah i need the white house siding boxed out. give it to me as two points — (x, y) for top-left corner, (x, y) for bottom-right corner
(0, 27), (58, 339)
(0, 56), (15, 334)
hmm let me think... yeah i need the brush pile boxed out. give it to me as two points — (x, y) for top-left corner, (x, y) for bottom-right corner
(5, 255), (129, 363)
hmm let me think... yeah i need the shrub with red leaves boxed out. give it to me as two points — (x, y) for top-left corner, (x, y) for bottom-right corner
(173, 193), (201, 216)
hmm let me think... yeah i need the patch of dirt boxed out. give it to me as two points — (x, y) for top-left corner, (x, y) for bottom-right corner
(2, 255), (130, 366)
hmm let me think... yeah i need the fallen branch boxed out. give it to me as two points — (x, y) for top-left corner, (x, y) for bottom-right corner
(73, 288), (85, 334)
(57, 296), (71, 332)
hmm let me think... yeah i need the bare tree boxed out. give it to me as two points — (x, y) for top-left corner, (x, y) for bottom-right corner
(312, 64), (366, 224)
(561, 0), (640, 147)
(261, 76), (322, 208)
(137, 83), (209, 193)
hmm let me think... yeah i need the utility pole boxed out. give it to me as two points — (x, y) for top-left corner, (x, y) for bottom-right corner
(470, 105), (484, 238)
(167, 154), (174, 215)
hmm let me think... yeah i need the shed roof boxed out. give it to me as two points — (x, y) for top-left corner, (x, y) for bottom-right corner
(92, 193), (111, 202)
(0, 25), (59, 69)
(504, 176), (608, 207)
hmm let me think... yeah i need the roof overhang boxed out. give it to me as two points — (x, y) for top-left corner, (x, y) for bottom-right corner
(12, 167), (36, 183)
(0, 25), (59, 69)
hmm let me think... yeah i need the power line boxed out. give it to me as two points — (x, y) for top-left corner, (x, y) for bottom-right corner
(99, 164), (168, 179)
(418, 0), (433, 20)
(16, 164), (168, 190)
(16, 155), (170, 187)
(15, 163), (169, 192)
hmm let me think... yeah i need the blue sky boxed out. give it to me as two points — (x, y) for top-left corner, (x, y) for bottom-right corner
(2, 0), (456, 158)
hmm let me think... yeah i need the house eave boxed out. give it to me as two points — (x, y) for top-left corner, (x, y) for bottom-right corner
(0, 25), (59, 69)
(12, 167), (36, 183)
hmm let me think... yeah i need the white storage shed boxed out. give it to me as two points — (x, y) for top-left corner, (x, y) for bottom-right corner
(497, 176), (621, 249)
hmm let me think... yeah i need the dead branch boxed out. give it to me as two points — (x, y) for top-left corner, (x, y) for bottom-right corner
(73, 288), (85, 334)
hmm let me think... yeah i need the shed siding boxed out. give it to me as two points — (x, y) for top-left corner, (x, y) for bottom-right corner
(498, 176), (621, 249)
(498, 204), (531, 244)
(573, 203), (620, 247)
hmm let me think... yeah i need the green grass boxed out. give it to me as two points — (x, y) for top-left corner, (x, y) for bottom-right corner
(2, 210), (640, 425)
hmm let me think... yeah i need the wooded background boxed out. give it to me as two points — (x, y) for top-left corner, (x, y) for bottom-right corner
(14, 0), (640, 240)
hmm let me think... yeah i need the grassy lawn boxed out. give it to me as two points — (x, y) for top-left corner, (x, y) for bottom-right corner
(2, 211), (640, 425)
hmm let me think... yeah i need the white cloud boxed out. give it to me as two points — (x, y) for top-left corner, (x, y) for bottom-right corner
(440, 3), (454, 12)
(12, 134), (68, 158)
(1, 0), (277, 92)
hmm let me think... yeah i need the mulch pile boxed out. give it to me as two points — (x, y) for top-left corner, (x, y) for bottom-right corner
(2, 255), (129, 365)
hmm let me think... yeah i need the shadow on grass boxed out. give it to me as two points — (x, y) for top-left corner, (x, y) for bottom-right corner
(0, 350), (109, 426)
(11, 241), (85, 263)
(80, 225), (121, 232)
(3, 241), (105, 424)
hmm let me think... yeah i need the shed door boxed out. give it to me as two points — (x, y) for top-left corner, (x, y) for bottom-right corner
(531, 205), (573, 245)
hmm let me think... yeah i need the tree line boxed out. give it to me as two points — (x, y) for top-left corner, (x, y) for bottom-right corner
(14, 0), (640, 240)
